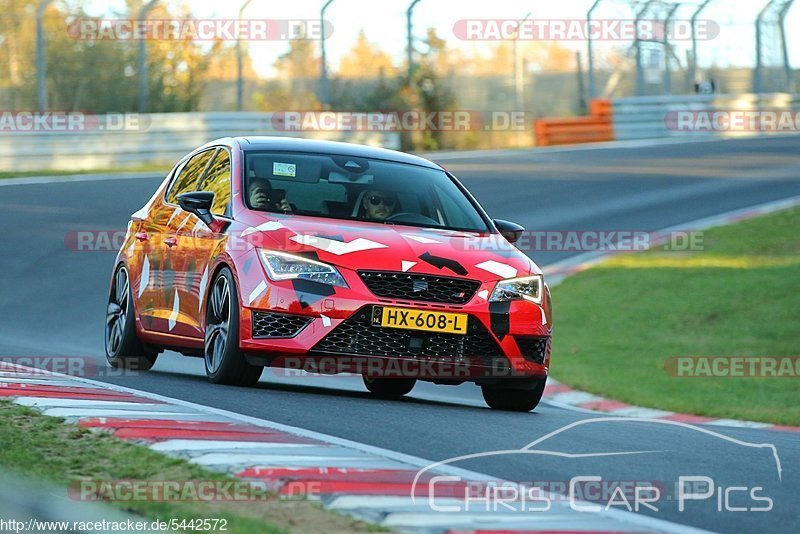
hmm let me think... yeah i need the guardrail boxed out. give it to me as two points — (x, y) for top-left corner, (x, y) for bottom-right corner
(0, 112), (401, 172)
(534, 99), (614, 146)
(611, 93), (800, 141)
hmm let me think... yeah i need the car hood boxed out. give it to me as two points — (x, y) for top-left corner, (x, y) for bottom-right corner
(236, 214), (540, 283)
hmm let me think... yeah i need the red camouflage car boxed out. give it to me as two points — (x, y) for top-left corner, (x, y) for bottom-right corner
(106, 137), (552, 411)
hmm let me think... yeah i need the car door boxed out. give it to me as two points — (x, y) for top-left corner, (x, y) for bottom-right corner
(174, 147), (233, 339)
(131, 164), (183, 333)
(156, 148), (216, 337)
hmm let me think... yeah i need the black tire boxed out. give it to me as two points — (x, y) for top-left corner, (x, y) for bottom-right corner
(362, 375), (416, 398)
(481, 378), (547, 412)
(105, 265), (158, 371)
(204, 267), (263, 386)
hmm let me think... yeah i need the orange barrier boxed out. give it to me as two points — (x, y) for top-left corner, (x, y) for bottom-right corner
(534, 99), (614, 146)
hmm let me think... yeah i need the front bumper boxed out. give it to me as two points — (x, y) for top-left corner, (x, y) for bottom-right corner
(238, 263), (552, 382)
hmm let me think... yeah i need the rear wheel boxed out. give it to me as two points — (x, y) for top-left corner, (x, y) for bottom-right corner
(105, 265), (158, 371)
(363, 375), (416, 399)
(481, 378), (547, 412)
(204, 267), (263, 386)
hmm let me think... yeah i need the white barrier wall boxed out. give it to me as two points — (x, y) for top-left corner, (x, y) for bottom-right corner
(611, 93), (800, 141)
(0, 112), (401, 172)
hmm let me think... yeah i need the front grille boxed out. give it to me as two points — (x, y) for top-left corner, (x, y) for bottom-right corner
(358, 271), (480, 304)
(312, 306), (503, 362)
(515, 336), (550, 364)
(252, 311), (312, 339)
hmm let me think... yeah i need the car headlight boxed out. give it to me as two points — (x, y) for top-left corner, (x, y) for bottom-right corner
(258, 250), (348, 288)
(489, 274), (543, 304)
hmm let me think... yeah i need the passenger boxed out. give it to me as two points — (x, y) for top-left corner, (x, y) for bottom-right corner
(249, 179), (291, 212)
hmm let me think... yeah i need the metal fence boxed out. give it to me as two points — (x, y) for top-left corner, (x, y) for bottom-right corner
(585, 0), (797, 100)
(611, 92), (800, 140)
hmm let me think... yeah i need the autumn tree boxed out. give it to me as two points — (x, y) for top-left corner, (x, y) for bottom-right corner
(256, 37), (321, 111)
(275, 37), (319, 79)
(0, 0), (218, 112)
(338, 30), (395, 78)
(405, 28), (457, 150)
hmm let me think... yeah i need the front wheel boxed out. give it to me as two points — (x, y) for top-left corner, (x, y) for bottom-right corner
(481, 378), (547, 412)
(105, 265), (158, 371)
(363, 375), (416, 399)
(204, 267), (263, 386)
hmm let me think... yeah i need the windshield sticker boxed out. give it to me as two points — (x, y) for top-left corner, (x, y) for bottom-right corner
(273, 162), (296, 177)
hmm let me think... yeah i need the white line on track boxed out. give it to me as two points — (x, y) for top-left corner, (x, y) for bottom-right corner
(4, 134), (798, 186)
(542, 194), (800, 284)
(55, 370), (710, 534)
(424, 133), (799, 161)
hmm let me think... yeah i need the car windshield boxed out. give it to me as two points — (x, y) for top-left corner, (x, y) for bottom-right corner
(243, 151), (490, 232)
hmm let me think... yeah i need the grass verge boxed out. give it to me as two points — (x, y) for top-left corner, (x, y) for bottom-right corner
(551, 206), (800, 425)
(0, 401), (381, 533)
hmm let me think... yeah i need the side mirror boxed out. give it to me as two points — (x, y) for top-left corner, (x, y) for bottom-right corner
(493, 219), (525, 244)
(178, 191), (215, 226)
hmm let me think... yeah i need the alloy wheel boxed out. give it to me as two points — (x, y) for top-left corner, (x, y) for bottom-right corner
(105, 267), (129, 356)
(205, 275), (231, 373)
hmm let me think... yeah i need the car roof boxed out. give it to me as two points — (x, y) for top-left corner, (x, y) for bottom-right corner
(211, 136), (441, 170)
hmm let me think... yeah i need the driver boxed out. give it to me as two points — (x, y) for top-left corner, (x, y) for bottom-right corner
(249, 178), (291, 212)
(361, 189), (398, 221)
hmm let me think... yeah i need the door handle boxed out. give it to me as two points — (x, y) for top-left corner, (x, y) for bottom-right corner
(135, 232), (149, 242)
(164, 237), (178, 248)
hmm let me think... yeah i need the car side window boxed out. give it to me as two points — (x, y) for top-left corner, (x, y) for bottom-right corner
(165, 149), (215, 205)
(198, 149), (232, 216)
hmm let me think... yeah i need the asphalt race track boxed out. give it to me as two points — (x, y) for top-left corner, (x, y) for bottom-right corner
(2, 136), (799, 533)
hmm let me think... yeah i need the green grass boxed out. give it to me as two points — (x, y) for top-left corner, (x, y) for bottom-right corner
(550, 206), (800, 425)
(0, 401), (378, 533)
(0, 165), (169, 179)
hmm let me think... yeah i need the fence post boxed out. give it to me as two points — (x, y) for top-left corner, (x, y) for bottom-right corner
(587, 0), (603, 100)
(320, 0), (335, 106)
(663, 3), (680, 95)
(690, 0), (713, 86)
(634, 0), (656, 97)
(236, 0), (253, 111)
(778, 0), (796, 91)
(406, 0), (422, 79)
(754, 0), (778, 94)
(138, 0), (159, 113)
(36, 0), (54, 111)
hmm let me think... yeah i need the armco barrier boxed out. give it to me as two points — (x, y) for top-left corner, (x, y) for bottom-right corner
(611, 93), (800, 141)
(0, 112), (401, 172)
(534, 99), (613, 146)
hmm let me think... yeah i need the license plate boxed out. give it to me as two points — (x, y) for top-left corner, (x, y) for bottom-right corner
(372, 306), (468, 335)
